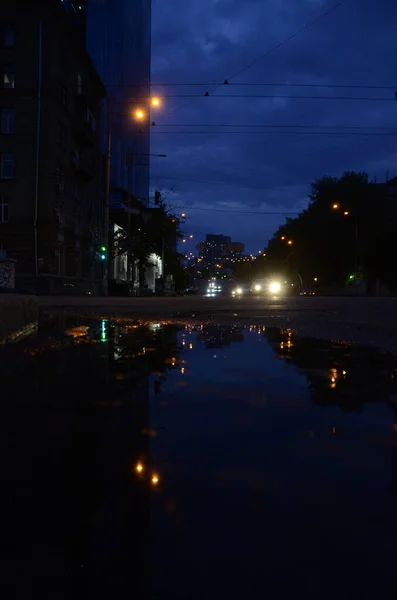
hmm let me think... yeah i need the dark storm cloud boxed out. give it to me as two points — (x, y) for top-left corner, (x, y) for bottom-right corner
(150, 0), (397, 251)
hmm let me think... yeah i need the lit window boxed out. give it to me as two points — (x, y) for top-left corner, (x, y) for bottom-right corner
(3, 72), (14, 89)
(0, 154), (14, 178)
(1, 24), (15, 48)
(0, 196), (9, 222)
(1, 108), (14, 134)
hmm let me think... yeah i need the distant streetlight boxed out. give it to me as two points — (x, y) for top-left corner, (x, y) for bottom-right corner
(182, 239), (186, 243)
(331, 203), (359, 269)
(258, 250), (262, 254)
(189, 234), (194, 238)
(134, 108), (145, 119)
(181, 213), (186, 218)
(281, 236), (285, 240)
(287, 240), (293, 245)
(151, 97), (160, 106)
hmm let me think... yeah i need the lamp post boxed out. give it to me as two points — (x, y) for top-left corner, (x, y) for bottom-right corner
(103, 95), (162, 294)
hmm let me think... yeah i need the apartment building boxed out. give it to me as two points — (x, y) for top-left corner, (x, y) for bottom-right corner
(0, 0), (106, 293)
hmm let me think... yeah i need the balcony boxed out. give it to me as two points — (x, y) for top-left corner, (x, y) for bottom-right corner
(71, 151), (93, 182)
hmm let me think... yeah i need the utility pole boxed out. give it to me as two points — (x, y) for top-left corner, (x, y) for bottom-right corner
(125, 148), (135, 288)
(104, 94), (112, 295)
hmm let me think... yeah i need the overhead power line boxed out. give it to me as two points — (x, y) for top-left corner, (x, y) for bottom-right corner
(124, 93), (395, 101)
(107, 81), (397, 90)
(149, 130), (397, 137)
(171, 207), (299, 215)
(221, 1), (348, 84)
(170, 0), (348, 115)
(150, 123), (397, 130)
(149, 175), (299, 192)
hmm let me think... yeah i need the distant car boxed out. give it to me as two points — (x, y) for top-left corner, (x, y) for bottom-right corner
(300, 289), (316, 296)
(251, 278), (283, 296)
(184, 288), (198, 295)
(231, 283), (251, 297)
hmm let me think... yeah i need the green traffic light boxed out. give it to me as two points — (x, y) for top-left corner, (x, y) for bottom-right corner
(100, 246), (106, 252)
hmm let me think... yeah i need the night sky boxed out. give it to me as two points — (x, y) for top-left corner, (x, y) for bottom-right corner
(150, 0), (397, 253)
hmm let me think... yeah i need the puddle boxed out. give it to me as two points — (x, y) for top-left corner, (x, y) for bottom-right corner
(1, 318), (397, 597)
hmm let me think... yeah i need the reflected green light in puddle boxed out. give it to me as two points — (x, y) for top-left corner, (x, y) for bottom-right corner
(101, 319), (107, 342)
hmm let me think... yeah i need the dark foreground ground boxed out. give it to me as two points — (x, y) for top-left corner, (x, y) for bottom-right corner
(1, 315), (397, 598)
(39, 295), (397, 350)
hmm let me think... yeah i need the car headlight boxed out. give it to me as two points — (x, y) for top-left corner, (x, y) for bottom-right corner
(269, 282), (281, 293)
(236, 287), (243, 294)
(254, 284), (261, 291)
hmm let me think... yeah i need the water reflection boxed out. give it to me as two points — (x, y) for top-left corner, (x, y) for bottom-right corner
(1, 319), (397, 597)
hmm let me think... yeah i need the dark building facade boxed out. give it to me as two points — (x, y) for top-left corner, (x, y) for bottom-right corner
(85, 0), (152, 204)
(0, 0), (106, 293)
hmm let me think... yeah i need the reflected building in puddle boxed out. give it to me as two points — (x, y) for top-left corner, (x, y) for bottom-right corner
(200, 324), (244, 349)
(265, 326), (397, 497)
(0, 318), (181, 595)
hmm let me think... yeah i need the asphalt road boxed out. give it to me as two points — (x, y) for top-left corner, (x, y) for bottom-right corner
(38, 294), (397, 350)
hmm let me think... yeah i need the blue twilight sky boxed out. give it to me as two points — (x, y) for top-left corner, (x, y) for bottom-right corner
(149, 0), (397, 254)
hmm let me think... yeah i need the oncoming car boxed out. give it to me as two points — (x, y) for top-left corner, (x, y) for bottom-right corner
(231, 283), (251, 297)
(251, 278), (283, 296)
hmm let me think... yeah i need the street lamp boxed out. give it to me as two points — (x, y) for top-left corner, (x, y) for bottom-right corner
(287, 240), (293, 245)
(103, 95), (164, 294)
(330, 203), (359, 270)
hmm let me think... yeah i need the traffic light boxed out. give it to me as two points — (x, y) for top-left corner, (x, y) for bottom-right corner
(99, 245), (107, 260)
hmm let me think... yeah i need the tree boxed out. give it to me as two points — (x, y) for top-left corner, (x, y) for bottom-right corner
(115, 204), (184, 288)
(265, 171), (374, 286)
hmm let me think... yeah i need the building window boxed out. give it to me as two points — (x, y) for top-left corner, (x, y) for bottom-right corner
(0, 196), (9, 222)
(1, 108), (14, 134)
(0, 154), (14, 178)
(3, 71), (14, 89)
(1, 24), (15, 48)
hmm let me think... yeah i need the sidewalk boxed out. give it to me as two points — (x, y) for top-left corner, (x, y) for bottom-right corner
(0, 294), (38, 342)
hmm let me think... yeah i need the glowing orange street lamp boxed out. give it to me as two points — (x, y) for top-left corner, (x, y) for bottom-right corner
(135, 108), (145, 120)
(151, 97), (160, 106)
(287, 240), (293, 245)
(281, 236), (285, 240)
(344, 210), (350, 216)
(332, 203), (339, 210)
